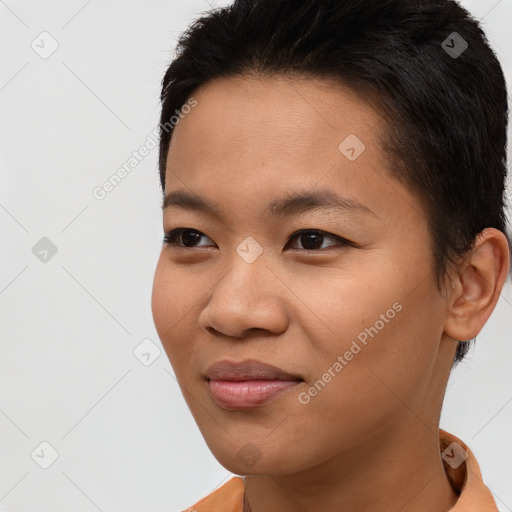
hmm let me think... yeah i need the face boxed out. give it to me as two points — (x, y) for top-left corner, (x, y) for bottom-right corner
(151, 75), (454, 476)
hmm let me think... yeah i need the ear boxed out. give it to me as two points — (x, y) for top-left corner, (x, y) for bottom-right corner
(444, 228), (510, 341)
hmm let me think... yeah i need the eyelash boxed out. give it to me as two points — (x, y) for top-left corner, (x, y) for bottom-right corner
(162, 228), (355, 252)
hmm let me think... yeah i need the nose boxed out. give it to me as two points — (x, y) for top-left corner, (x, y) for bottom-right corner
(198, 253), (289, 339)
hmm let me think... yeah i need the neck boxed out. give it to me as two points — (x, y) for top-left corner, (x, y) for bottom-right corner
(243, 422), (459, 512)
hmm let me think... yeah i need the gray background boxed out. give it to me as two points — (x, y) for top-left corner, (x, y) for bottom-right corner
(0, 1), (511, 511)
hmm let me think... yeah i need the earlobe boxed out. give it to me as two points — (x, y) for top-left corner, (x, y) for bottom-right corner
(444, 228), (510, 342)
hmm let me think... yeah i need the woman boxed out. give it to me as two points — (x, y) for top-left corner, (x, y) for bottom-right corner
(151, 0), (510, 510)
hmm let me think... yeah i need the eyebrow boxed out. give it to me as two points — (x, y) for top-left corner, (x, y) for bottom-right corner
(162, 188), (376, 220)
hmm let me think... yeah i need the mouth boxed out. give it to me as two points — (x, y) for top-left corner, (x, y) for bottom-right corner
(204, 359), (304, 409)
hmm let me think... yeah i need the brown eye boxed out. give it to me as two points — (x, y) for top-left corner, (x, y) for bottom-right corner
(286, 230), (352, 251)
(163, 228), (353, 251)
(163, 228), (215, 248)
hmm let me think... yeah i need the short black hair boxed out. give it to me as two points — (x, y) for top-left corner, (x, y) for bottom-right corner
(158, 0), (510, 366)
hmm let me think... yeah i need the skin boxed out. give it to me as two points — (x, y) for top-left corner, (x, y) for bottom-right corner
(151, 75), (509, 512)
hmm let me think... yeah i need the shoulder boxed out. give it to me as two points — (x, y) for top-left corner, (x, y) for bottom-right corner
(183, 476), (245, 512)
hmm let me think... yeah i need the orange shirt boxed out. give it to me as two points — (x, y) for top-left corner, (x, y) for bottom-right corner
(186, 429), (498, 512)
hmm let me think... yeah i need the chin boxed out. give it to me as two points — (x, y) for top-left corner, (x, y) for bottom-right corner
(206, 439), (303, 476)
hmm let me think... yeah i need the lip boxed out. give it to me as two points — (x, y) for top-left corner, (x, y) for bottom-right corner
(204, 359), (303, 409)
(204, 359), (303, 382)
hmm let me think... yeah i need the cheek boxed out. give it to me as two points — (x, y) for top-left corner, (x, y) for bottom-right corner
(151, 258), (190, 354)
(151, 256), (209, 376)
(309, 282), (444, 427)
(151, 258), (172, 337)
(151, 256), (196, 328)
(298, 260), (442, 389)
(287, 266), (403, 360)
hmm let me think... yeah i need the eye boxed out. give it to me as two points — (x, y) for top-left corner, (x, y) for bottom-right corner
(163, 228), (353, 251)
(285, 230), (352, 251)
(163, 228), (214, 248)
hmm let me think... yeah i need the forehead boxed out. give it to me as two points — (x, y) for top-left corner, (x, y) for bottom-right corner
(164, 74), (423, 227)
(168, 74), (383, 168)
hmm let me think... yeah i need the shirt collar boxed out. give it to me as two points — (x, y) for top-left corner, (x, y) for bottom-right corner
(439, 428), (499, 511)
